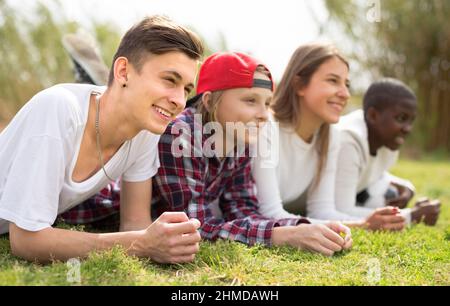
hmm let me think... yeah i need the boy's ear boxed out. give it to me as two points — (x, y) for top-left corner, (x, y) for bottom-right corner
(113, 56), (130, 86)
(201, 92), (212, 111)
(366, 106), (379, 126)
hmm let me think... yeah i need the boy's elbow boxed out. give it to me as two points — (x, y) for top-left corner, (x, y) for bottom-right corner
(9, 223), (49, 263)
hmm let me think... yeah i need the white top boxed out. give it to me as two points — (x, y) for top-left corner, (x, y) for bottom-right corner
(252, 118), (359, 221)
(334, 109), (414, 218)
(0, 84), (160, 234)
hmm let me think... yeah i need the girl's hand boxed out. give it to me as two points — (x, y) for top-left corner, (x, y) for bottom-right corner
(273, 222), (352, 257)
(364, 207), (406, 231)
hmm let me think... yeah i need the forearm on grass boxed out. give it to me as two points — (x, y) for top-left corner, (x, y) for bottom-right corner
(271, 226), (295, 247)
(9, 223), (143, 264)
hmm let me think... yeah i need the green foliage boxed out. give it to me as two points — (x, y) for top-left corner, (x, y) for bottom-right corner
(0, 0), (226, 124)
(0, 159), (448, 286)
(0, 0), (122, 123)
(93, 22), (121, 69)
(324, 0), (450, 153)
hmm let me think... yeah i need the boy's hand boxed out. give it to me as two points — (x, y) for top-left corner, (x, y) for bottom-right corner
(386, 183), (414, 209)
(135, 212), (201, 264)
(411, 198), (441, 225)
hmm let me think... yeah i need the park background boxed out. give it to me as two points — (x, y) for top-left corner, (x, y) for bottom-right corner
(0, 0), (449, 285)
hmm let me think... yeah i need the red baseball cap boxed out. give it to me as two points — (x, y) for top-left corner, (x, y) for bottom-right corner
(194, 52), (274, 98)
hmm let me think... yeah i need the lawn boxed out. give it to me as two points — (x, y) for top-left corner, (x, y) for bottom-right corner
(0, 159), (449, 286)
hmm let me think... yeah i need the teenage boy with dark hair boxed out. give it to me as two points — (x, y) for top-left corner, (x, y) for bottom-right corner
(0, 16), (205, 264)
(334, 78), (440, 229)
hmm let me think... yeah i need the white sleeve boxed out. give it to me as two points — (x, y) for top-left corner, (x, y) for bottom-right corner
(364, 172), (392, 208)
(122, 132), (160, 182)
(251, 124), (298, 219)
(0, 87), (79, 232)
(252, 159), (298, 219)
(306, 129), (361, 221)
(387, 172), (416, 192)
(0, 135), (65, 232)
(334, 135), (377, 218)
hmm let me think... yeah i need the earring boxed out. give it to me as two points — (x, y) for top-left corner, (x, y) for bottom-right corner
(122, 84), (127, 88)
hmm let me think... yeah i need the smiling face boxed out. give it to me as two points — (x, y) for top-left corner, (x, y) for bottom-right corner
(214, 71), (273, 145)
(122, 51), (197, 135)
(368, 98), (417, 151)
(297, 56), (351, 125)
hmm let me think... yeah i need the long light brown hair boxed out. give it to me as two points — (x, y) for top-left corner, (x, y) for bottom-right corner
(271, 43), (349, 187)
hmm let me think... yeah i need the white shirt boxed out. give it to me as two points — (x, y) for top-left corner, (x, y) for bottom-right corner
(0, 84), (160, 234)
(334, 109), (413, 219)
(252, 119), (358, 221)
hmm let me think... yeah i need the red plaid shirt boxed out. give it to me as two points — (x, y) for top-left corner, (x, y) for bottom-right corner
(62, 107), (309, 246)
(151, 107), (308, 246)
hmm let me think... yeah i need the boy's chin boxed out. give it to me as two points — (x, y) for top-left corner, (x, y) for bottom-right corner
(148, 124), (169, 135)
(386, 143), (402, 151)
(388, 137), (407, 150)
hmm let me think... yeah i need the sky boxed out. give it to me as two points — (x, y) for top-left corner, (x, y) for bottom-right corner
(13, 0), (332, 81)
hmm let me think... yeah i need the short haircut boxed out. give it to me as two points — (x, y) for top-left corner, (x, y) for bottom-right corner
(363, 78), (417, 113)
(108, 15), (204, 86)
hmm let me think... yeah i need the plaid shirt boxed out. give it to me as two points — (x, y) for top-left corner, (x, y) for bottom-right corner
(152, 107), (308, 246)
(59, 181), (121, 225)
(62, 107), (308, 246)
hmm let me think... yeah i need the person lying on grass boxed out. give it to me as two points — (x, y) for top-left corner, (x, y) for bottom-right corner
(0, 16), (204, 264)
(154, 51), (352, 256)
(333, 78), (441, 229)
(252, 43), (407, 232)
(72, 52), (353, 257)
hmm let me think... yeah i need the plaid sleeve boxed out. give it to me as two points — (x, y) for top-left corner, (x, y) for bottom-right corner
(154, 126), (310, 245)
(213, 157), (309, 247)
(156, 151), (277, 246)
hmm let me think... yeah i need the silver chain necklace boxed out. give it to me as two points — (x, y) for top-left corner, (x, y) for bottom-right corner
(94, 93), (132, 182)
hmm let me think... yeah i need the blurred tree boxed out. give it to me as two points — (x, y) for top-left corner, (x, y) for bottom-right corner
(0, 0), (75, 121)
(93, 22), (121, 69)
(324, 0), (450, 153)
(0, 0), (123, 123)
(0, 0), (225, 124)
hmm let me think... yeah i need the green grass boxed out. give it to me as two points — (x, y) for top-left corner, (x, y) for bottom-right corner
(0, 159), (449, 286)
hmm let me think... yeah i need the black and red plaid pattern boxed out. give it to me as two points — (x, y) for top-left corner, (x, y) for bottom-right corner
(151, 107), (308, 246)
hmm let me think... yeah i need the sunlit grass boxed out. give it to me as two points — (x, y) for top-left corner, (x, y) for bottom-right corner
(0, 159), (448, 285)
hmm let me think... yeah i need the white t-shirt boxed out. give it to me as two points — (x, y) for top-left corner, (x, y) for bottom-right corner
(0, 84), (160, 234)
(252, 118), (357, 221)
(334, 109), (414, 221)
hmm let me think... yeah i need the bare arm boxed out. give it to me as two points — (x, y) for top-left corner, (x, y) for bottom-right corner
(120, 179), (152, 232)
(9, 211), (201, 264)
(9, 223), (142, 264)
